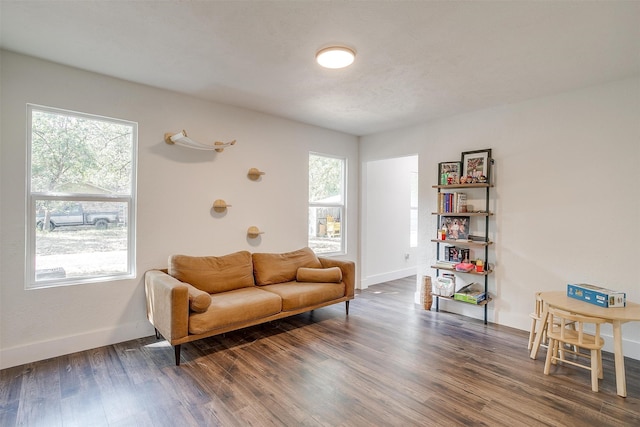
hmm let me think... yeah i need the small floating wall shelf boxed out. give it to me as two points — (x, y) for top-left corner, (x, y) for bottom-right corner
(247, 168), (266, 180)
(212, 199), (231, 213)
(164, 130), (236, 152)
(247, 226), (264, 238)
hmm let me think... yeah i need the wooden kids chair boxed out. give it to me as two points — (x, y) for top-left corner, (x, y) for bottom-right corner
(543, 307), (606, 392)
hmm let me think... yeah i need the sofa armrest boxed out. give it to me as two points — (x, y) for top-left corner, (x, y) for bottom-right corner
(318, 258), (355, 298)
(144, 270), (189, 343)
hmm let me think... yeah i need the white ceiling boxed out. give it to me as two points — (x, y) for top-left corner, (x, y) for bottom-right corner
(1, 1), (639, 136)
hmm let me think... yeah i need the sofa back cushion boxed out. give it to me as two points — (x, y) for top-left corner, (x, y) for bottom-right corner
(169, 251), (255, 294)
(253, 247), (322, 285)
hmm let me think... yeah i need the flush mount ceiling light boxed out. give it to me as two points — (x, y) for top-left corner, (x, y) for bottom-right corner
(316, 46), (356, 69)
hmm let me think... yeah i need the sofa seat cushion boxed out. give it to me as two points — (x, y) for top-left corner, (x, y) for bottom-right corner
(169, 251), (255, 294)
(188, 287), (282, 335)
(253, 247), (322, 285)
(261, 282), (345, 311)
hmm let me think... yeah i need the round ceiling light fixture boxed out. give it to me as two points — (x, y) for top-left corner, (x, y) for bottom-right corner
(316, 46), (356, 69)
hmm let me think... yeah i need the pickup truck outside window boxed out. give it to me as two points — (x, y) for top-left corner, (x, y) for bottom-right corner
(27, 105), (137, 288)
(36, 202), (120, 231)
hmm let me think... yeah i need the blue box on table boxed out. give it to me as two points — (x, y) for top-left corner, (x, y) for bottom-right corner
(567, 283), (626, 308)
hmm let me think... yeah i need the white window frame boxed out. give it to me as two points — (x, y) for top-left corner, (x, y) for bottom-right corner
(308, 152), (346, 255)
(26, 104), (137, 289)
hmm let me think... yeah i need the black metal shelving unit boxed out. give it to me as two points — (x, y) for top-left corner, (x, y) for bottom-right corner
(432, 183), (494, 324)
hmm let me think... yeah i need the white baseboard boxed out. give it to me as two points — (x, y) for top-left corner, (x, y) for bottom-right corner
(360, 267), (417, 289)
(603, 335), (640, 361)
(0, 321), (154, 369)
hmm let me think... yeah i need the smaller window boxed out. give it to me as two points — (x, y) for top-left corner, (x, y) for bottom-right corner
(308, 153), (346, 254)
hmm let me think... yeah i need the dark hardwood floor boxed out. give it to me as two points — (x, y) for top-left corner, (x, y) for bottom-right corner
(2, 277), (639, 426)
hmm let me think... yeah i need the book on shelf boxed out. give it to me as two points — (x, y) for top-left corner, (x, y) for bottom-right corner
(434, 260), (457, 268)
(456, 193), (467, 213)
(437, 192), (468, 213)
(453, 283), (486, 304)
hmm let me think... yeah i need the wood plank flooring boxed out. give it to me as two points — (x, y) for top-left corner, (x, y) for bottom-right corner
(2, 277), (639, 426)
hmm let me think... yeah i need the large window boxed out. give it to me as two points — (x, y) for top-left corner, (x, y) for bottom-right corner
(308, 153), (345, 254)
(27, 105), (137, 288)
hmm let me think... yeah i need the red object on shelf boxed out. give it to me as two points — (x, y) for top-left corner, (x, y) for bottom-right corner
(455, 262), (475, 272)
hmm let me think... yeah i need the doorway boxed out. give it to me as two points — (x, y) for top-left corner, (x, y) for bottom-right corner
(361, 155), (418, 289)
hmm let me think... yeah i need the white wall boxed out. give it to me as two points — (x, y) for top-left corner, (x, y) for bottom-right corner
(361, 77), (640, 360)
(2, 49), (638, 366)
(0, 51), (359, 369)
(361, 156), (418, 287)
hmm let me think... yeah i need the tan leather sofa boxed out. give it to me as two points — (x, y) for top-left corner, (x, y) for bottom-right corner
(145, 247), (355, 365)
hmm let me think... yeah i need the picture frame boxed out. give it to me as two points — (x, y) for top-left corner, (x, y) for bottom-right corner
(438, 161), (461, 185)
(440, 216), (469, 240)
(461, 149), (492, 183)
(447, 246), (470, 263)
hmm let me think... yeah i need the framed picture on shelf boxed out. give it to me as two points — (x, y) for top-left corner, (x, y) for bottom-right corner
(447, 246), (470, 263)
(438, 161), (461, 185)
(440, 216), (469, 240)
(461, 149), (492, 183)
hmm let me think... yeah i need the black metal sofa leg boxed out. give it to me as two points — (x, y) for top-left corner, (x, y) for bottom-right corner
(174, 345), (181, 366)
(346, 300), (350, 315)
